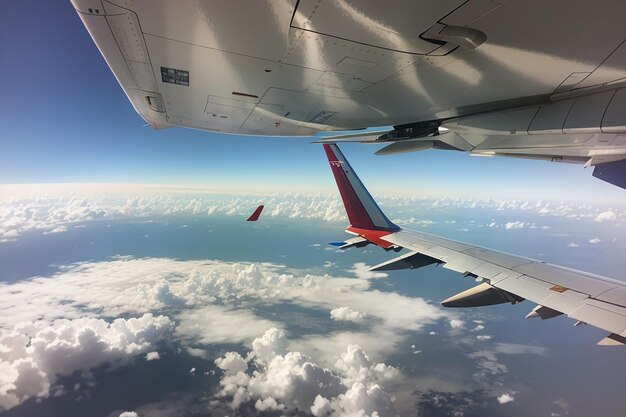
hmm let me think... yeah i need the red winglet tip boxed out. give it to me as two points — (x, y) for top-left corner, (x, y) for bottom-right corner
(246, 205), (264, 221)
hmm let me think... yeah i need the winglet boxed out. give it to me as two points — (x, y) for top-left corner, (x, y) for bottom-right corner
(323, 144), (399, 231)
(246, 205), (264, 221)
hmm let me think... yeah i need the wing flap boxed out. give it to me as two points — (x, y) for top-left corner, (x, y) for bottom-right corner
(541, 293), (589, 318)
(369, 251), (440, 272)
(569, 303), (626, 335)
(335, 236), (371, 250)
(598, 334), (626, 346)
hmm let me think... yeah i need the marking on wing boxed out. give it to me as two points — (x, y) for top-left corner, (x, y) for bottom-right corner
(550, 285), (568, 293)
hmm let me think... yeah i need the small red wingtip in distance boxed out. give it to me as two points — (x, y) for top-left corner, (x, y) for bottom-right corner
(246, 205), (264, 221)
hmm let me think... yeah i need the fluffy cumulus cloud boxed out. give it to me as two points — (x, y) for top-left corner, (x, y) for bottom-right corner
(497, 393), (515, 404)
(119, 412), (139, 417)
(215, 352), (248, 374)
(0, 257), (454, 411)
(595, 210), (617, 222)
(214, 328), (398, 417)
(0, 314), (172, 410)
(449, 319), (465, 330)
(330, 307), (367, 323)
(471, 324), (485, 332)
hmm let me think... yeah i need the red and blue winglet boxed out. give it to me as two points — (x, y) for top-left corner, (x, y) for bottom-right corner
(323, 144), (400, 248)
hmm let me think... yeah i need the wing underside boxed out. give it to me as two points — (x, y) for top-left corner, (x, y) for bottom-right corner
(72, 0), (626, 186)
(72, 0), (626, 136)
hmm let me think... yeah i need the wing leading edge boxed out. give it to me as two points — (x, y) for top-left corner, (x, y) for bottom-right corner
(322, 144), (626, 345)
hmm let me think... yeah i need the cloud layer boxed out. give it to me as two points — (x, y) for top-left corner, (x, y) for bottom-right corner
(2, 189), (624, 242)
(0, 257), (454, 412)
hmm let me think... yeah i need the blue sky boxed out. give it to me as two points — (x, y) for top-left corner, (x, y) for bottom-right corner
(1, 0), (624, 203)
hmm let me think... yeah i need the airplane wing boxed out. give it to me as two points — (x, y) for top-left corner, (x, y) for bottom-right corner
(71, 1), (626, 187)
(323, 143), (626, 346)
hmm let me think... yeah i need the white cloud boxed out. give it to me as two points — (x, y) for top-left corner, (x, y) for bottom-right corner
(215, 352), (248, 375)
(476, 335), (492, 341)
(467, 343), (547, 389)
(215, 328), (398, 417)
(334, 344), (399, 386)
(42, 225), (67, 234)
(0, 314), (172, 411)
(589, 238), (601, 244)
(349, 263), (388, 280)
(595, 211), (617, 222)
(145, 351), (160, 361)
(119, 412), (139, 417)
(501, 220), (539, 230)
(468, 350), (507, 375)
(566, 242), (579, 248)
(251, 327), (289, 364)
(175, 306), (279, 347)
(330, 307), (367, 323)
(497, 393), (515, 404)
(505, 221), (525, 230)
(294, 294), (453, 367)
(449, 319), (465, 330)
